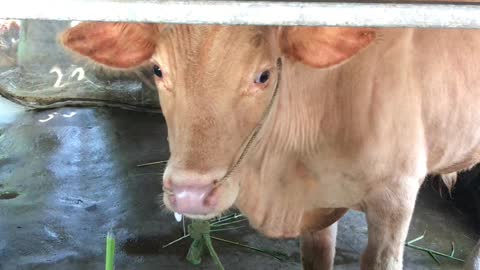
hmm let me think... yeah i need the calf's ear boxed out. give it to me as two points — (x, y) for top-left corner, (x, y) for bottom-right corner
(61, 22), (161, 69)
(279, 27), (375, 68)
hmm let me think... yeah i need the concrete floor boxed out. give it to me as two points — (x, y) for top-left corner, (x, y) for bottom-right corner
(0, 99), (478, 270)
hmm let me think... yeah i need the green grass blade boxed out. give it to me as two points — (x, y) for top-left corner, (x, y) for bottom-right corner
(427, 251), (441, 265)
(105, 232), (115, 270)
(210, 225), (246, 233)
(211, 219), (247, 228)
(211, 214), (244, 226)
(163, 234), (191, 248)
(204, 234), (225, 270)
(406, 243), (464, 262)
(406, 232), (425, 245)
(211, 236), (289, 262)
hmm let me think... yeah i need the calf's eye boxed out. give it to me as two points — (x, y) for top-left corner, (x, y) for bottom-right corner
(255, 70), (270, 84)
(153, 65), (163, 78)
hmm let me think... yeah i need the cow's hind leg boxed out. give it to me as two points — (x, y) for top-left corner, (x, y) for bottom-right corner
(361, 177), (421, 270)
(301, 222), (338, 270)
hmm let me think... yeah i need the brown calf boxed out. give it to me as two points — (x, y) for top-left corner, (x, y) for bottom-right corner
(62, 23), (480, 270)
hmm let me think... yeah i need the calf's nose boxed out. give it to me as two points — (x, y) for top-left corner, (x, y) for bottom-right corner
(166, 183), (218, 215)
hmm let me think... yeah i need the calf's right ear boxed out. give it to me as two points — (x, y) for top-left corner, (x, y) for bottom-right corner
(61, 22), (160, 69)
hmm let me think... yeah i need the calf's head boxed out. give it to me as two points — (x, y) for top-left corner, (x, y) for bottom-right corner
(62, 23), (374, 219)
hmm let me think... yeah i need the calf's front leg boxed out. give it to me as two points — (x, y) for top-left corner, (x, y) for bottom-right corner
(361, 177), (421, 270)
(301, 222), (338, 270)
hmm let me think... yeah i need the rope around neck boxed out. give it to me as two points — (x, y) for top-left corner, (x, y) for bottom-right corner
(215, 58), (283, 186)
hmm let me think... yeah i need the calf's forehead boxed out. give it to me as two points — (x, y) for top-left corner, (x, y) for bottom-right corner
(156, 25), (274, 69)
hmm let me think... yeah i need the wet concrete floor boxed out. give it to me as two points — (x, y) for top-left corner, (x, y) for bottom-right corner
(0, 100), (478, 270)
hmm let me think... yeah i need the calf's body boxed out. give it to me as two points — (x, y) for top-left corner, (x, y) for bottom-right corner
(61, 24), (480, 269)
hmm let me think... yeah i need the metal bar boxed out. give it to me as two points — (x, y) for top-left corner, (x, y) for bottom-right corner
(1, 0), (480, 29)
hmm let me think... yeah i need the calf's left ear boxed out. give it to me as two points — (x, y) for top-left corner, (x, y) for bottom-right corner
(279, 27), (376, 69)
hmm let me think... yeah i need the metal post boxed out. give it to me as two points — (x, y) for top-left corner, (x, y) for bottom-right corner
(0, 0), (480, 29)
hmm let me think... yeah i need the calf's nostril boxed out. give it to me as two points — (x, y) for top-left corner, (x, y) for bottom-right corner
(203, 186), (219, 207)
(203, 193), (216, 208)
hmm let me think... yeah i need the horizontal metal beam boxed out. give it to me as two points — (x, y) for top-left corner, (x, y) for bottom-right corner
(1, 0), (480, 29)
